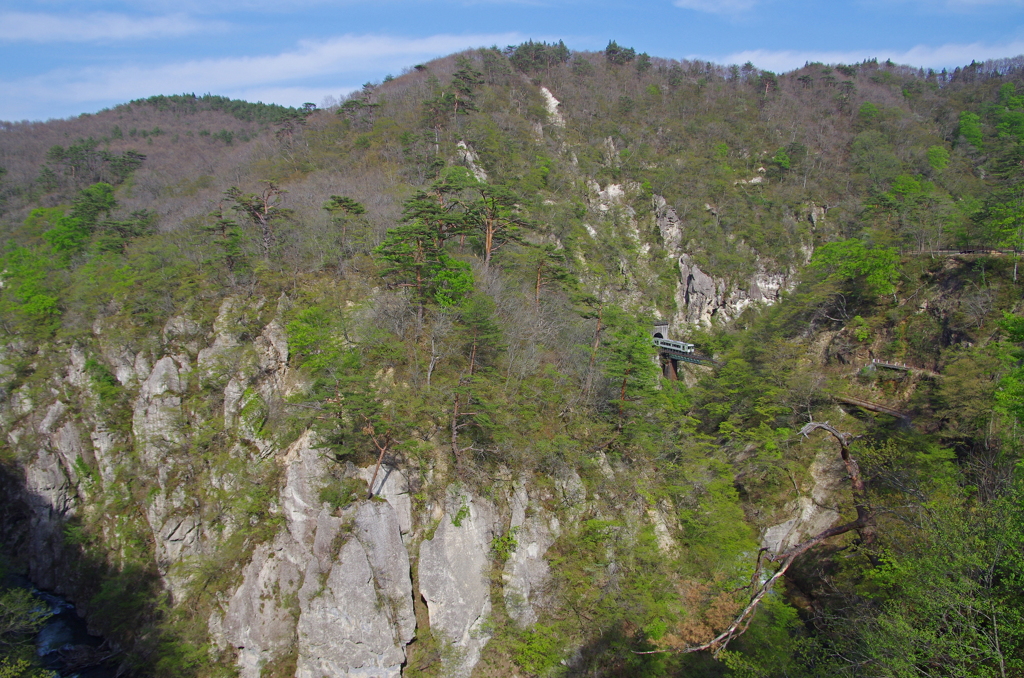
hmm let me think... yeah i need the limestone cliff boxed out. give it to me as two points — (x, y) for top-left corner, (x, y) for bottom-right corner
(654, 195), (805, 328)
(0, 295), (586, 677)
(0, 282), (856, 676)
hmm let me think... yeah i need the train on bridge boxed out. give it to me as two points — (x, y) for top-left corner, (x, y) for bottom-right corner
(652, 322), (715, 378)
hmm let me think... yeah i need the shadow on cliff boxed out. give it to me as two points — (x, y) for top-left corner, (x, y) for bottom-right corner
(561, 625), (729, 678)
(0, 459), (203, 677)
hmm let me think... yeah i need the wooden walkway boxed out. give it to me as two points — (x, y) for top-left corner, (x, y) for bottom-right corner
(868, 359), (940, 378)
(833, 394), (911, 422)
(907, 248), (1017, 256)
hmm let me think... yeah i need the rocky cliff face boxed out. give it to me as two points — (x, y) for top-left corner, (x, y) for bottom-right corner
(653, 195), (804, 329)
(0, 295), (570, 677)
(573, 181), (809, 333)
(0, 285), (849, 676)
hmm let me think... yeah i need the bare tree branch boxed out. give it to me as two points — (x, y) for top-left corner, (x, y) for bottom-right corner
(637, 420), (876, 658)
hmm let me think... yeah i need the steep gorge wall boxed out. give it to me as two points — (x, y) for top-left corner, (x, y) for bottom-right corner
(0, 296), (602, 676)
(575, 176), (817, 332)
(0, 288), (849, 677)
(653, 195), (816, 328)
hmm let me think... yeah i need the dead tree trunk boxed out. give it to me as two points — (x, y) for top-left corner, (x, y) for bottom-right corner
(639, 420), (875, 658)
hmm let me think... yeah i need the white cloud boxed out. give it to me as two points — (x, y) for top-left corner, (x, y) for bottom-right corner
(0, 32), (523, 121)
(673, 0), (757, 13)
(0, 11), (226, 42)
(927, 0), (1024, 6)
(68, 0), (548, 14)
(712, 40), (1024, 72)
(869, 0), (1024, 12)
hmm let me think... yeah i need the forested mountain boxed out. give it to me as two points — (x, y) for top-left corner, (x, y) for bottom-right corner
(3, 43), (1024, 678)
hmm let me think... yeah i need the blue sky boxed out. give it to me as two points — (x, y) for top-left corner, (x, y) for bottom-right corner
(3, 0), (1024, 121)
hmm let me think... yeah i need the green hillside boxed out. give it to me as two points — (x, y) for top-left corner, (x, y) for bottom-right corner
(3, 43), (1024, 678)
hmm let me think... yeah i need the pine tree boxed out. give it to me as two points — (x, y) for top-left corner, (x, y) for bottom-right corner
(601, 308), (659, 428)
(322, 195), (367, 250)
(224, 182), (289, 260)
(465, 182), (530, 270)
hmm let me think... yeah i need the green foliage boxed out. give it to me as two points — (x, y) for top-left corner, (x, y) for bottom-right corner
(319, 477), (364, 510)
(850, 315), (871, 341)
(927, 144), (950, 171)
(0, 588), (52, 645)
(845, 501), (1024, 677)
(41, 139), (145, 189)
(322, 195), (369, 254)
(771, 148), (791, 170)
(510, 243), (574, 307)
(852, 130), (901, 186)
(107, 150), (146, 183)
(433, 256), (474, 309)
(224, 182), (289, 260)
(322, 195), (365, 217)
(0, 564), (52, 678)
(998, 312), (1024, 425)
(88, 565), (160, 644)
(604, 40), (636, 66)
(202, 208), (246, 272)
(43, 182), (118, 259)
(571, 55), (594, 76)
(636, 52), (652, 74)
(720, 595), (813, 678)
(0, 245), (60, 335)
(491, 526), (519, 561)
(985, 189), (1024, 253)
(857, 101), (880, 127)
(507, 40), (570, 73)
(0, 656), (44, 678)
(810, 239), (900, 296)
(84, 357), (121, 406)
(600, 307), (659, 423)
(287, 305), (346, 375)
(93, 209), (157, 255)
(72, 455), (100, 486)
(129, 93), (300, 124)
(374, 167), (527, 315)
(10, 42), (1024, 678)
(957, 111), (984, 149)
(451, 57), (484, 114)
(507, 623), (564, 675)
(451, 498), (470, 526)
(678, 461), (758, 571)
(422, 59), (483, 132)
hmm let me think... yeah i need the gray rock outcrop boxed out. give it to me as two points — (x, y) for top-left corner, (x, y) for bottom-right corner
(654, 194), (797, 328)
(762, 447), (847, 554)
(356, 464), (413, 538)
(223, 535), (305, 678)
(503, 481), (557, 627)
(419, 491), (496, 678)
(132, 354), (203, 582)
(221, 432), (416, 678)
(296, 500), (414, 678)
(675, 254), (790, 327)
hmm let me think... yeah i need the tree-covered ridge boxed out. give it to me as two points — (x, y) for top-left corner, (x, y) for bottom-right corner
(3, 42), (1024, 678)
(123, 93), (307, 124)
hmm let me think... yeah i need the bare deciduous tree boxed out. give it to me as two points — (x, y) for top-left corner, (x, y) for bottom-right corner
(641, 421), (875, 658)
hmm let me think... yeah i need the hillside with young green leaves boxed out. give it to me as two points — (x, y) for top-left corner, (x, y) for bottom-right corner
(3, 43), (1024, 678)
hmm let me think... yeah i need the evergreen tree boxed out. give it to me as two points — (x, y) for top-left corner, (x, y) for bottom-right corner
(42, 182), (118, 260)
(224, 182), (289, 260)
(322, 195), (367, 250)
(465, 182), (530, 270)
(601, 308), (659, 427)
(203, 207), (246, 272)
(604, 40), (636, 66)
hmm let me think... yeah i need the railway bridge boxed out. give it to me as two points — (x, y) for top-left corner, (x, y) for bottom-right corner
(652, 322), (716, 379)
